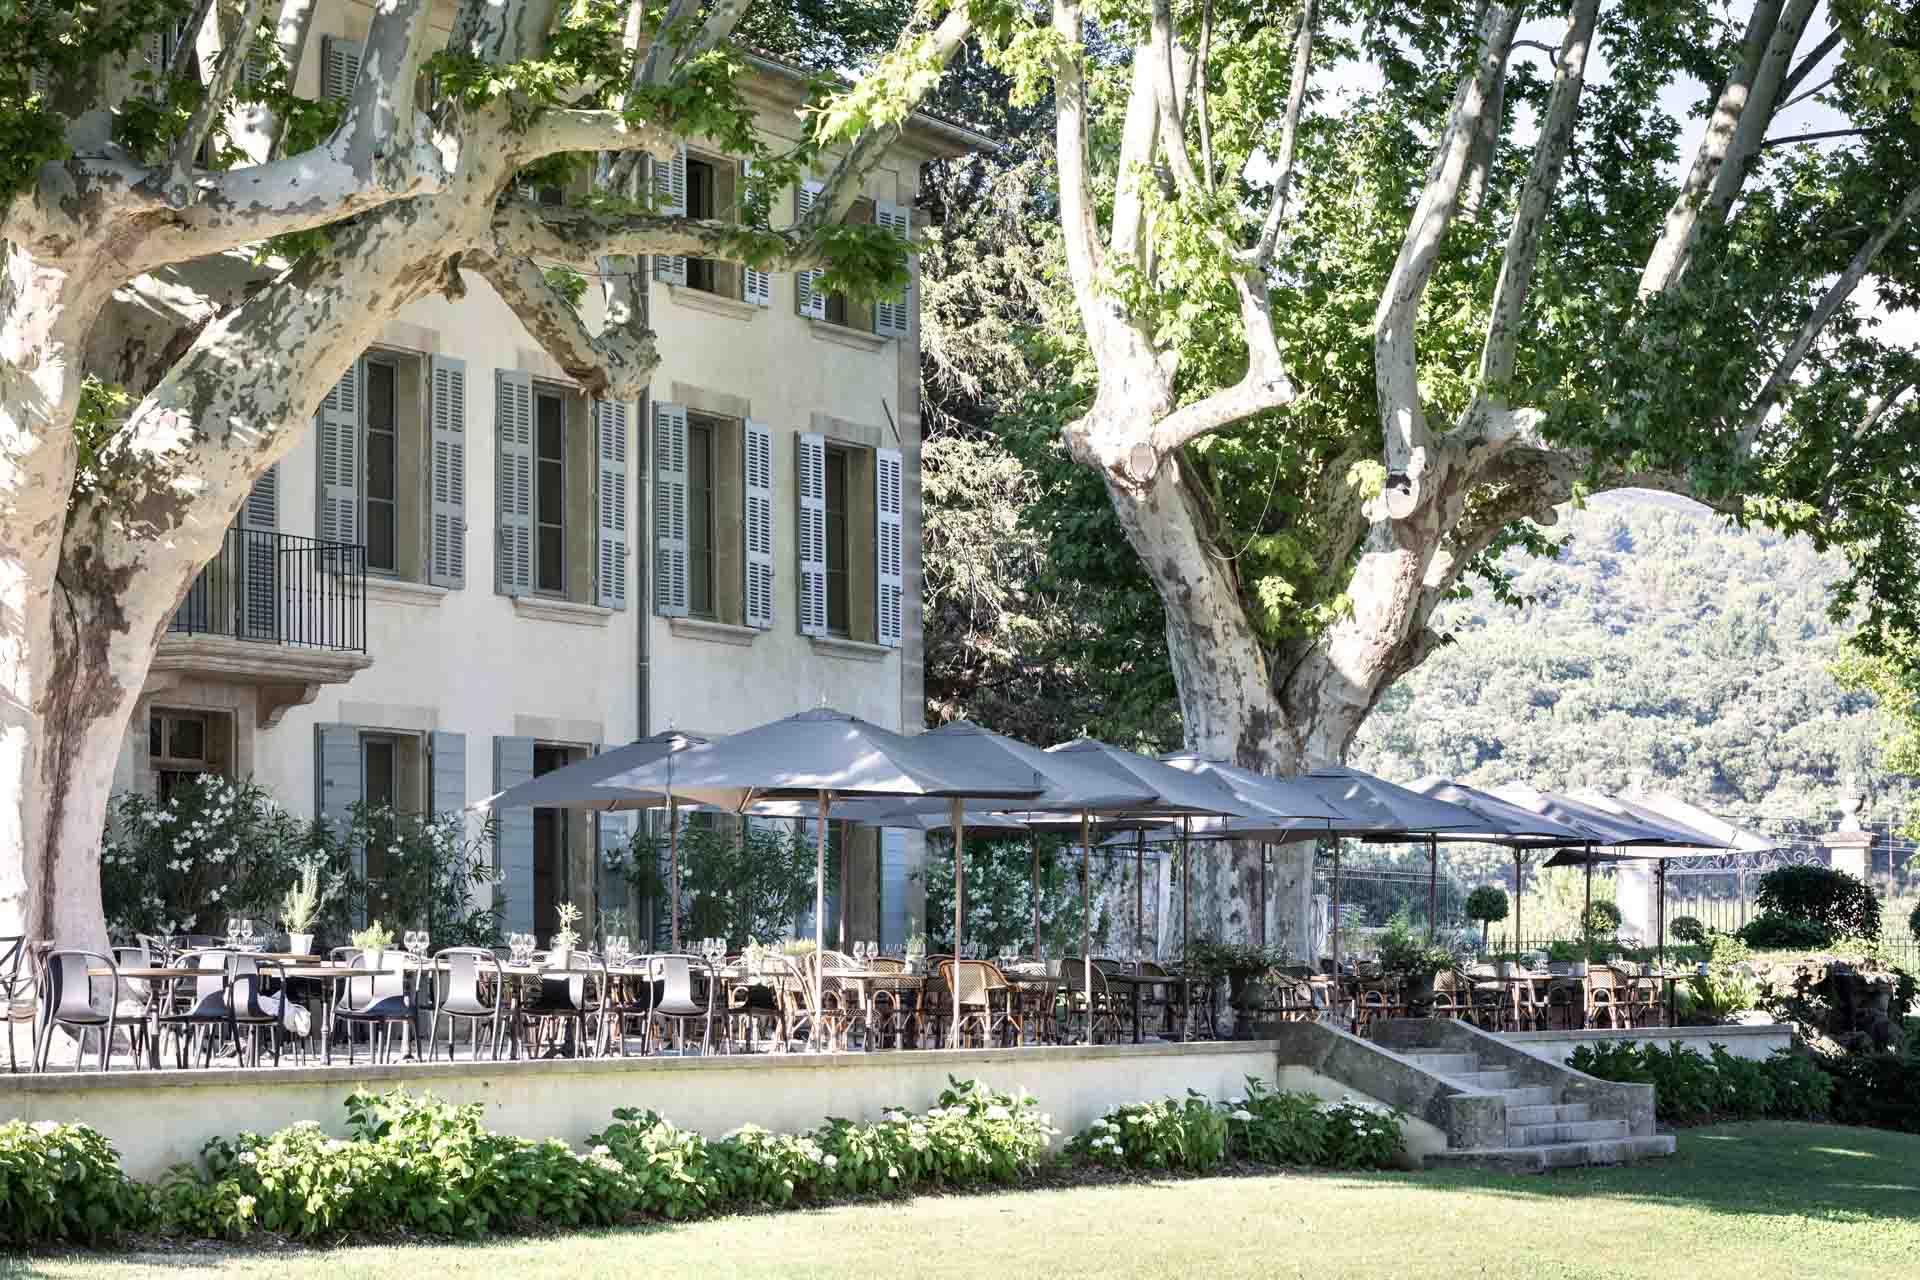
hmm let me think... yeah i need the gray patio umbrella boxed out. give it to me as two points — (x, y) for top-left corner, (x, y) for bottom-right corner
(1406, 778), (1593, 943)
(592, 708), (1047, 1043)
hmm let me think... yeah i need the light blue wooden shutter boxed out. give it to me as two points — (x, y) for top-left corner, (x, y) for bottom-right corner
(880, 829), (910, 950)
(744, 420), (774, 629)
(594, 400), (630, 609)
(429, 355), (467, 589)
(494, 370), (533, 596)
(876, 446), (903, 648)
(796, 432), (827, 636)
(238, 465), (279, 641)
(315, 725), (364, 895)
(321, 35), (361, 101)
(316, 361), (360, 549)
(493, 736), (536, 935)
(652, 144), (687, 285)
(874, 201), (912, 338)
(652, 401), (688, 617)
(430, 731), (466, 817)
(795, 181), (827, 319)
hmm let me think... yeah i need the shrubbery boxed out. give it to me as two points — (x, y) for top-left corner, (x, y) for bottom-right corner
(0, 1120), (149, 1245)
(1066, 1079), (1405, 1172)
(1570, 1041), (1833, 1125)
(1738, 866), (1882, 950)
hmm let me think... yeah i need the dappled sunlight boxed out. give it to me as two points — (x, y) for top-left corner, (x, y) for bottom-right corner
(1808, 1147), (1881, 1159)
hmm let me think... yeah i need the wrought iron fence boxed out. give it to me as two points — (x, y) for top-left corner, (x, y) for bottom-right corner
(170, 529), (366, 652)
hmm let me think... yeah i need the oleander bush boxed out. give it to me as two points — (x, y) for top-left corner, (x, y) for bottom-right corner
(0, 1120), (149, 1245)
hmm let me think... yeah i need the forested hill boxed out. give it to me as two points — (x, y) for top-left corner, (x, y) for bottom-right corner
(1350, 493), (1904, 827)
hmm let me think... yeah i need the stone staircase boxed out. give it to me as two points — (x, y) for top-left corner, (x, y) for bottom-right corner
(1398, 1047), (1675, 1172)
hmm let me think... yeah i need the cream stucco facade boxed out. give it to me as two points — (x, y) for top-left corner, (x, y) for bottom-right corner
(114, 3), (985, 948)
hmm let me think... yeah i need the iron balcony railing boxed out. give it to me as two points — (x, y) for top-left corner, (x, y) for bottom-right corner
(170, 529), (367, 652)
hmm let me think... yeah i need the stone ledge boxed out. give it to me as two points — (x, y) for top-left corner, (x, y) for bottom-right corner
(807, 318), (889, 352)
(364, 577), (450, 607)
(669, 617), (760, 647)
(151, 635), (372, 728)
(808, 634), (891, 662)
(511, 596), (613, 628)
(666, 285), (763, 321)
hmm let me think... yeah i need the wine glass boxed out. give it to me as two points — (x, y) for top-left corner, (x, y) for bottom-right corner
(226, 917), (240, 944)
(414, 930), (431, 960)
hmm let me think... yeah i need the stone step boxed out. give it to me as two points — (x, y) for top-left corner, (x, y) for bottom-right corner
(1508, 1118), (1629, 1146)
(1405, 1051), (1480, 1075)
(1425, 1134), (1676, 1174)
(1493, 1085), (1557, 1107)
(1448, 1068), (1519, 1091)
(1506, 1103), (1591, 1127)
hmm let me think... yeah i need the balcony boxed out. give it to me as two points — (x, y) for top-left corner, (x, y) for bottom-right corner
(154, 530), (373, 726)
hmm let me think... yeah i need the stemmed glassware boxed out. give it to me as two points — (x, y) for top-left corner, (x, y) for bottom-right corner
(402, 930), (429, 961)
(605, 936), (631, 969)
(509, 932), (534, 967)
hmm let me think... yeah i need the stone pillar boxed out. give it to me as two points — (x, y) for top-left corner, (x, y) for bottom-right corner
(1616, 861), (1656, 946)
(1821, 830), (1872, 885)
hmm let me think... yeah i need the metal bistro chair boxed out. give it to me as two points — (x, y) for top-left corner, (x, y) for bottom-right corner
(428, 947), (505, 1061)
(331, 952), (416, 1064)
(3, 936), (40, 1073)
(646, 953), (716, 1054)
(155, 949), (243, 1068)
(722, 955), (795, 1053)
(225, 955), (295, 1066)
(1060, 958), (1124, 1044)
(35, 950), (122, 1072)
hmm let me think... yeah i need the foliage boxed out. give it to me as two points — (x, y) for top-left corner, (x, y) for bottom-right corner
(1569, 1042), (1832, 1125)
(278, 858), (339, 936)
(1582, 900), (1624, 937)
(1671, 917), (1708, 945)
(1068, 1093), (1229, 1173)
(1821, 1045), (1920, 1133)
(1374, 913), (1455, 981)
(0, 1120), (149, 1244)
(1738, 915), (1840, 951)
(922, 832), (1117, 956)
(1912, 901), (1920, 938)
(1755, 866), (1883, 941)
(1067, 1079), (1405, 1173)
(550, 902), (583, 952)
(347, 804), (501, 948)
(608, 818), (837, 950)
(350, 922), (394, 952)
(1187, 937), (1285, 980)
(100, 776), (346, 940)
(1464, 886), (1509, 931)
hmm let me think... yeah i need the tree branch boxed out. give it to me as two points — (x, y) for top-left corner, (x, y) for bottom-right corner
(517, 110), (681, 164)
(1245, 0), (1315, 267)
(1782, 25), (1844, 98)
(1477, 0), (1599, 393)
(1758, 127), (1874, 149)
(606, 0), (736, 190)
(492, 200), (825, 269)
(339, 0), (434, 190)
(1108, 51), (1161, 272)
(149, 0), (270, 209)
(1198, 0), (1215, 193)
(1149, 0), (1203, 196)
(466, 252), (657, 400)
(1372, 2), (1520, 505)
(1052, 2), (1107, 337)
(1740, 182), (1920, 451)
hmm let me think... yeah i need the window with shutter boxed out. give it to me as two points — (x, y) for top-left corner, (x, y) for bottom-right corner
(315, 724), (364, 902)
(429, 355), (468, 589)
(874, 201), (913, 339)
(744, 420), (775, 629)
(492, 736), (536, 935)
(316, 362), (361, 549)
(652, 145), (688, 285)
(794, 181), (828, 320)
(876, 446), (904, 648)
(594, 400), (630, 610)
(796, 433), (828, 636)
(652, 402), (689, 617)
(238, 465), (280, 641)
(494, 370), (534, 596)
(430, 731), (467, 818)
(322, 35), (361, 102)
(742, 158), (773, 307)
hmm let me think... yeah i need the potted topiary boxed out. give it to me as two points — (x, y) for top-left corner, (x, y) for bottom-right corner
(1376, 916), (1454, 1006)
(1189, 938), (1282, 1036)
(279, 858), (337, 956)
(549, 902), (583, 968)
(1464, 885), (1509, 956)
(352, 921), (394, 973)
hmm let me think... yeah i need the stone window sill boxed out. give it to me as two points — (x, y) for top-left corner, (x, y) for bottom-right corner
(807, 318), (890, 352)
(807, 634), (891, 662)
(365, 577), (449, 608)
(669, 616), (760, 647)
(667, 285), (762, 321)
(512, 596), (613, 628)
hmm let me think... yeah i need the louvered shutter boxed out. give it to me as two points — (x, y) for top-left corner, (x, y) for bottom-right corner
(744, 420), (774, 629)
(594, 399), (630, 610)
(315, 725), (364, 894)
(492, 737), (536, 935)
(321, 35), (361, 101)
(796, 432), (827, 636)
(741, 158), (773, 307)
(238, 465), (280, 640)
(652, 144), (688, 285)
(652, 401), (689, 617)
(493, 370), (534, 596)
(429, 355), (467, 589)
(876, 446), (904, 648)
(429, 731), (466, 817)
(874, 201), (913, 338)
(795, 181), (827, 320)
(316, 361), (360, 550)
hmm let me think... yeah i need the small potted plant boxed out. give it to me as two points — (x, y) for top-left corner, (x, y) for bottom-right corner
(352, 921), (394, 973)
(549, 902), (583, 968)
(903, 933), (928, 973)
(1377, 917), (1454, 1006)
(280, 858), (337, 956)
(1464, 885), (1509, 957)
(1190, 938), (1281, 1037)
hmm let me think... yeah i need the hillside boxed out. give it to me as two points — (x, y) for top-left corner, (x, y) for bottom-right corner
(1350, 492), (1904, 828)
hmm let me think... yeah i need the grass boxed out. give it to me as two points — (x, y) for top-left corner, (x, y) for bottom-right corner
(7, 1123), (1919, 1279)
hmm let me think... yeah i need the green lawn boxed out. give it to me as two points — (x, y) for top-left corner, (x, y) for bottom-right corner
(8, 1123), (1918, 1279)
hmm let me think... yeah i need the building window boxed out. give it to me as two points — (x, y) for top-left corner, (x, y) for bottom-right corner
(149, 709), (234, 803)
(686, 156), (718, 294)
(535, 388), (567, 594)
(687, 419), (715, 617)
(364, 358), (399, 573)
(824, 446), (850, 636)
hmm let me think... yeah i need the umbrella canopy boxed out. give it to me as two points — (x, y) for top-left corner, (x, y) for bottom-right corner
(1487, 783), (1703, 851)
(1159, 754), (1351, 824)
(1405, 778), (1593, 845)
(479, 731), (704, 812)
(1628, 792), (1778, 854)
(1303, 766), (1489, 835)
(822, 800), (1030, 834)
(931, 721), (1160, 812)
(592, 708), (1050, 810)
(1042, 739), (1257, 818)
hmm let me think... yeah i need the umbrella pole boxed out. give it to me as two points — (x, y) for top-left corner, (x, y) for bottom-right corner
(1330, 840), (1342, 1022)
(1658, 861), (1669, 1026)
(1031, 830), (1042, 959)
(1180, 816), (1191, 1042)
(1134, 827), (1145, 973)
(839, 819), (851, 952)
(1081, 811), (1093, 1045)
(1583, 845), (1594, 956)
(1427, 835), (1438, 943)
(814, 790), (827, 1049)
(669, 798), (681, 953)
(952, 797), (966, 1050)
(1513, 848), (1522, 960)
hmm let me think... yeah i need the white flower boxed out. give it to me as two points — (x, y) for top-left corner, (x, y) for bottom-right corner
(823, 1154), (839, 1169)
(886, 1165), (900, 1179)
(237, 1150), (257, 1166)
(1230, 1109), (1254, 1122)
(984, 1105), (1011, 1121)
(31, 1120), (59, 1134)
(592, 1144), (612, 1157)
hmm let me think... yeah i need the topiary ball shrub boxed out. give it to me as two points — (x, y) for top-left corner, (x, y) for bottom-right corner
(1464, 885), (1508, 949)
(1738, 914), (1839, 951)
(1754, 865), (1881, 940)
(1582, 900), (1623, 936)
(1671, 916), (1707, 945)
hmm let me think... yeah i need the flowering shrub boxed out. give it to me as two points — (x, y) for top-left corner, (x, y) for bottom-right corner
(1069, 1093), (1230, 1172)
(1068, 1080), (1406, 1173)
(0, 1120), (148, 1244)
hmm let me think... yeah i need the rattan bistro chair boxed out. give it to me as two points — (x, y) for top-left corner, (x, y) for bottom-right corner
(429, 947), (505, 1061)
(940, 960), (1018, 1048)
